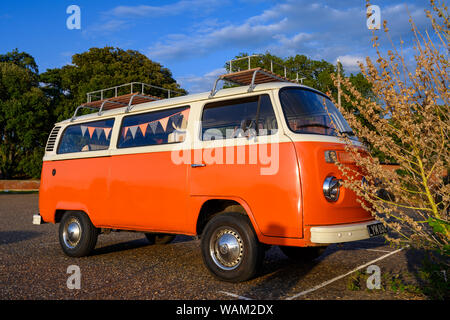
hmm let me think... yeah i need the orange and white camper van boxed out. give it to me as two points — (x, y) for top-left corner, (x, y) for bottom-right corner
(34, 67), (386, 282)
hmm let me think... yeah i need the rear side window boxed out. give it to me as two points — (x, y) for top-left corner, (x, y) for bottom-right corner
(201, 94), (278, 140)
(118, 106), (190, 149)
(57, 119), (115, 154)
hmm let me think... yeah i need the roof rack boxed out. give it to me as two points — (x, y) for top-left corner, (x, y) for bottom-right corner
(71, 82), (185, 121)
(209, 55), (306, 97)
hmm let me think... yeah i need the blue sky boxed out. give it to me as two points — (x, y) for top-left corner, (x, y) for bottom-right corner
(0, 0), (433, 93)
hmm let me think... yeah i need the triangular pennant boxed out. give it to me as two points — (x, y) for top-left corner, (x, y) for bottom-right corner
(103, 128), (112, 139)
(129, 126), (138, 139)
(123, 127), (129, 138)
(171, 113), (183, 129)
(139, 123), (148, 137)
(149, 121), (158, 134)
(95, 128), (103, 140)
(181, 108), (190, 120)
(88, 127), (96, 139)
(159, 117), (169, 131)
(81, 125), (87, 137)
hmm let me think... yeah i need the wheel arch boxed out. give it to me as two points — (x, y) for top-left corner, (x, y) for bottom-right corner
(54, 208), (93, 224)
(195, 197), (261, 238)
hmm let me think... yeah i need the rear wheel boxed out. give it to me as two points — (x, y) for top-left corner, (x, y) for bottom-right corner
(145, 233), (176, 245)
(201, 212), (264, 282)
(58, 211), (99, 257)
(279, 246), (327, 262)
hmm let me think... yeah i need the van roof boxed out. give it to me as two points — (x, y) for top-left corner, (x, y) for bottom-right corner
(57, 81), (325, 126)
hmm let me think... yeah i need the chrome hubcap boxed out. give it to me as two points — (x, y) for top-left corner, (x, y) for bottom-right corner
(210, 228), (243, 270)
(63, 218), (82, 249)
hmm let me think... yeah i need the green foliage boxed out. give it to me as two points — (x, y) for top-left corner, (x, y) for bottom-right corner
(382, 273), (422, 295)
(427, 217), (449, 235)
(40, 47), (186, 122)
(0, 54), (50, 179)
(0, 48), (39, 76)
(346, 270), (367, 291)
(417, 256), (449, 300)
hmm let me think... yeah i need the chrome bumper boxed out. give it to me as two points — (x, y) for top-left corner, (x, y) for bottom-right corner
(32, 214), (44, 225)
(310, 220), (384, 244)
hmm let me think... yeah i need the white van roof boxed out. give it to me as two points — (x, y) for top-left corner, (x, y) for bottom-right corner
(57, 81), (328, 126)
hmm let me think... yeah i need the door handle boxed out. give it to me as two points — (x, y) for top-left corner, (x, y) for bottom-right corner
(191, 164), (206, 168)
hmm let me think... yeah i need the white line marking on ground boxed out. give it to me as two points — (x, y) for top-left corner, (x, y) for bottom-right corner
(218, 291), (253, 300)
(355, 248), (393, 253)
(286, 247), (405, 300)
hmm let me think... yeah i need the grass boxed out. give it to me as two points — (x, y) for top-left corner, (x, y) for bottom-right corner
(345, 259), (449, 300)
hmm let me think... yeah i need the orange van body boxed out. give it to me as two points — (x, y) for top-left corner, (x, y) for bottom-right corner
(38, 82), (375, 249)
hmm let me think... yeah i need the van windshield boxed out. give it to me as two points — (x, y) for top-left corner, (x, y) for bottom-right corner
(279, 87), (356, 139)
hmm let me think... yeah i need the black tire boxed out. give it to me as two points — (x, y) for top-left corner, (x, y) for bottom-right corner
(58, 211), (99, 257)
(279, 246), (327, 262)
(144, 233), (176, 245)
(201, 212), (264, 282)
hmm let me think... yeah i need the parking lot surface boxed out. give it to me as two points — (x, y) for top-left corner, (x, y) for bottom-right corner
(0, 194), (425, 300)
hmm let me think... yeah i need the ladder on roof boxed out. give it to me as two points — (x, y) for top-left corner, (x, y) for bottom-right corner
(209, 55), (306, 97)
(71, 82), (185, 121)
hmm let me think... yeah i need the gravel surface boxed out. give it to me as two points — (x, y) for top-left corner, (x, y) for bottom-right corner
(0, 194), (426, 300)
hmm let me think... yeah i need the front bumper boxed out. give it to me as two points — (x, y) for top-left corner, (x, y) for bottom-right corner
(310, 220), (385, 244)
(32, 214), (45, 225)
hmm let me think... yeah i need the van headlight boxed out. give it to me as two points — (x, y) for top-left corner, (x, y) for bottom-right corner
(323, 176), (342, 202)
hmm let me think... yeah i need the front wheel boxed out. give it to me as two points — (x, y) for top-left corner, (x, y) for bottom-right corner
(201, 212), (264, 282)
(58, 211), (99, 257)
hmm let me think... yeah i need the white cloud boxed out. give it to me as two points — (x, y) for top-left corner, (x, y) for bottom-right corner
(146, 0), (430, 69)
(337, 55), (365, 73)
(106, 0), (225, 18)
(177, 68), (226, 93)
(147, 18), (290, 61)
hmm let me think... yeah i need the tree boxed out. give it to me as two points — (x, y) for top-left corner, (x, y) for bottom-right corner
(330, 1), (449, 255)
(0, 48), (39, 75)
(40, 47), (186, 122)
(0, 51), (50, 179)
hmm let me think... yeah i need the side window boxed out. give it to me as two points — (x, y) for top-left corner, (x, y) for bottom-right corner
(57, 119), (115, 154)
(201, 94), (278, 140)
(118, 106), (190, 149)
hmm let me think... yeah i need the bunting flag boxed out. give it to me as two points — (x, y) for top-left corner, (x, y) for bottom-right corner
(149, 121), (158, 134)
(159, 116), (169, 131)
(129, 126), (138, 139)
(119, 108), (190, 139)
(139, 123), (148, 137)
(79, 125), (113, 140)
(181, 108), (189, 120)
(104, 128), (112, 139)
(77, 108), (190, 142)
(81, 125), (88, 137)
(95, 128), (103, 140)
(123, 127), (129, 138)
(88, 127), (96, 139)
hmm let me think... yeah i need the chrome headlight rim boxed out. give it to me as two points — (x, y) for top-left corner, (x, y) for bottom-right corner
(323, 176), (342, 202)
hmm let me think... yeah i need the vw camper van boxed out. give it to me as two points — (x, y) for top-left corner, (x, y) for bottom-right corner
(34, 67), (386, 282)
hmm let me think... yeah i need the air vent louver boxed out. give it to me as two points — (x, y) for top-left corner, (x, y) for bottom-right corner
(45, 126), (61, 152)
